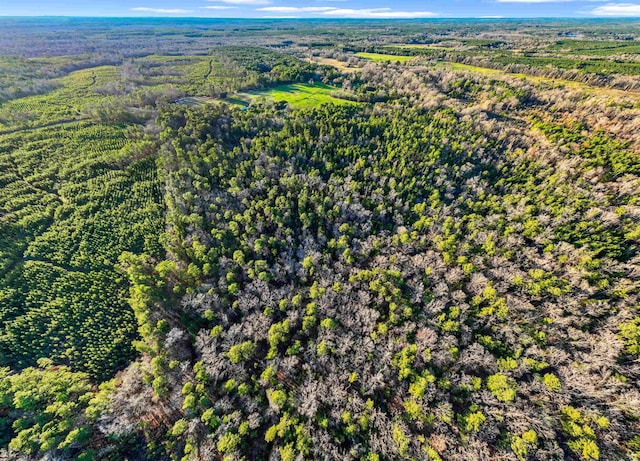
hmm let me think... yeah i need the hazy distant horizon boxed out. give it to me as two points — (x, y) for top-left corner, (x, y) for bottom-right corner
(2, 0), (640, 19)
(1, 16), (639, 20)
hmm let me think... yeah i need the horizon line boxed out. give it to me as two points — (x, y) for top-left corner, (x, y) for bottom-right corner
(0, 15), (637, 19)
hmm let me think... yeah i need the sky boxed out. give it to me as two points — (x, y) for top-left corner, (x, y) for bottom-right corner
(2, 0), (640, 18)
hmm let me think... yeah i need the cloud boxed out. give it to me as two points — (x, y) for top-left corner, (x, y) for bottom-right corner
(590, 2), (640, 14)
(131, 7), (193, 13)
(254, 6), (438, 17)
(321, 8), (438, 18)
(257, 6), (338, 12)
(133, 3), (438, 18)
(206, 0), (270, 4)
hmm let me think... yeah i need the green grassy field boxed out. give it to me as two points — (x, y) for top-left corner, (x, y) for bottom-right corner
(238, 82), (356, 108)
(356, 52), (415, 62)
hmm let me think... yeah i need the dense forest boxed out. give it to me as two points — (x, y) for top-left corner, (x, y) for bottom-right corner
(0, 17), (639, 461)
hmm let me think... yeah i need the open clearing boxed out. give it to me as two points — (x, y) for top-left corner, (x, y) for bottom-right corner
(237, 82), (357, 108)
(355, 52), (415, 63)
(175, 83), (356, 109)
(306, 57), (361, 73)
(176, 96), (217, 107)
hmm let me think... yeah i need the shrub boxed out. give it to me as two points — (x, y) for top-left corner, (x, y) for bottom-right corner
(227, 340), (256, 363)
(487, 374), (516, 402)
(542, 373), (561, 392)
